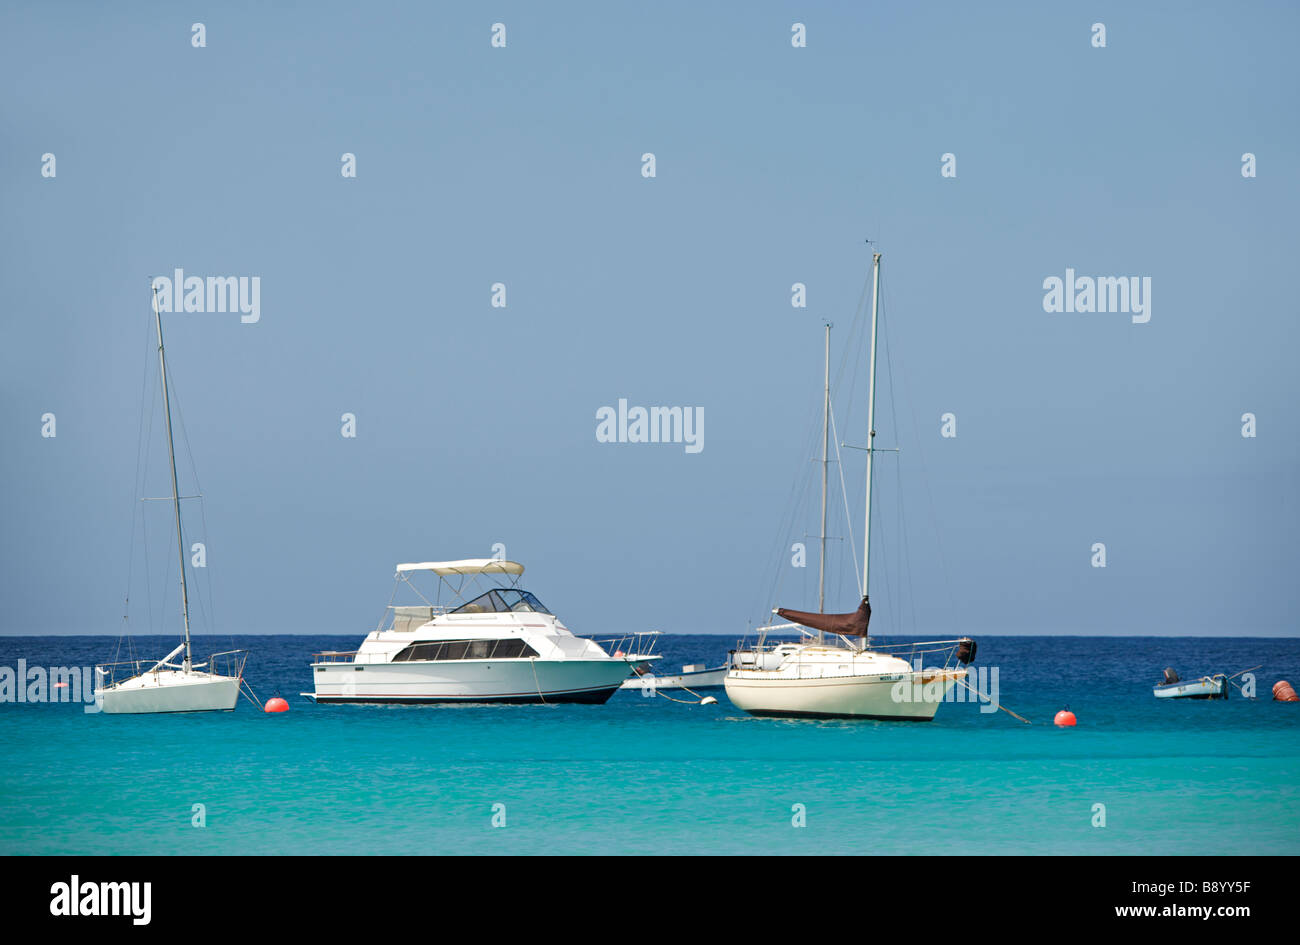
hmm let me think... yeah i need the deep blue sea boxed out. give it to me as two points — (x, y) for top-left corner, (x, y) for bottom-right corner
(1, 634), (1296, 855)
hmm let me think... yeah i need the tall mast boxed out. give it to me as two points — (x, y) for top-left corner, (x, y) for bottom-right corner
(862, 253), (882, 609)
(152, 284), (193, 671)
(818, 322), (830, 616)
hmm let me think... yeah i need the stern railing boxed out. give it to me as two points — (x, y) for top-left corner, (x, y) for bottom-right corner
(95, 648), (249, 689)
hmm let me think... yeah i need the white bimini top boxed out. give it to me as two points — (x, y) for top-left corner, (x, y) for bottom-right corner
(395, 559), (525, 577)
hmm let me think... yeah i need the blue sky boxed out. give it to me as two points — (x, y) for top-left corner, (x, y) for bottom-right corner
(2, 1), (1297, 638)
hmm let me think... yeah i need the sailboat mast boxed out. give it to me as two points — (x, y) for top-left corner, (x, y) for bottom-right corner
(152, 284), (193, 671)
(862, 253), (882, 608)
(818, 322), (830, 616)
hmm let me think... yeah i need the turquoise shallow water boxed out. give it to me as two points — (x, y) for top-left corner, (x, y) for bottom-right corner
(1, 635), (1297, 855)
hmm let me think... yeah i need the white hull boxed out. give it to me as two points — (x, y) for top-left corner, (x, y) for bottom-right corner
(620, 666), (728, 691)
(1153, 676), (1227, 700)
(308, 657), (634, 704)
(726, 644), (966, 720)
(726, 669), (964, 719)
(97, 670), (240, 714)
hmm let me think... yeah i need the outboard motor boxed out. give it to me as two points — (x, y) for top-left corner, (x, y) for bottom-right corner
(956, 637), (977, 665)
(1162, 667), (1180, 685)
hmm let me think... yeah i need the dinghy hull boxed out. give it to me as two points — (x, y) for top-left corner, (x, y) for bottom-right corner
(1153, 676), (1227, 700)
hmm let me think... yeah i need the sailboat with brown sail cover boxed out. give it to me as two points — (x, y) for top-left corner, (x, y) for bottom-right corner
(724, 252), (976, 720)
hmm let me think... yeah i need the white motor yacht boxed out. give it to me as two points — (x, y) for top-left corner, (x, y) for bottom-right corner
(306, 559), (657, 705)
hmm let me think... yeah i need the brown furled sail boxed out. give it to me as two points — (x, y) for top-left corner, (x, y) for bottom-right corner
(776, 596), (871, 637)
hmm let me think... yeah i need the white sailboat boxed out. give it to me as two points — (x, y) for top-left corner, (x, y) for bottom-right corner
(94, 285), (247, 714)
(725, 252), (976, 720)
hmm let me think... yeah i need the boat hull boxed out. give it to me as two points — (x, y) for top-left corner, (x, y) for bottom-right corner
(307, 686), (619, 705)
(307, 657), (633, 705)
(725, 669), (965, 720)
(620, 665), (728, 691)
(97, 672), (240, 714)
(1153, 677), (1227, 700)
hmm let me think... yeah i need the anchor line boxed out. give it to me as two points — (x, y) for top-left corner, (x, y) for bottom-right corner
(529, 658), (549, 706)
(646, 681), (712, 705)
(953, 676), (1031, 725)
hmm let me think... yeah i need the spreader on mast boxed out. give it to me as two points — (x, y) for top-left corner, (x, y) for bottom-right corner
(152, 283), (193, 672)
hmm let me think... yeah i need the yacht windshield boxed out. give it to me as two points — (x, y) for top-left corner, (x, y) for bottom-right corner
(450, 589), (552, 615)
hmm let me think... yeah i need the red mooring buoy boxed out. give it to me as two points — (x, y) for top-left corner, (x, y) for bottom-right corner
(264, 696), (289, 713)
(1054, 709), (1077, 727)
(1273, 681), (1298, 702)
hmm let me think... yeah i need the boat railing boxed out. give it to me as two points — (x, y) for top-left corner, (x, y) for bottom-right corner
(95, 648), (249, 686)
(578, 630), (661, 660)
(867, 639), (971, 669)
(94, 659), (154, 689)
(732, 634), (971, 669)
(312, 649), (375, 664)
(206, 649), (249, 679)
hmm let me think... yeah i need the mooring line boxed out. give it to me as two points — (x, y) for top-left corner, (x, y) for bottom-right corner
(954, 676), (1030, 724)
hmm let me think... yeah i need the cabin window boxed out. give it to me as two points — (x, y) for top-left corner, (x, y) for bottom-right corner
(392, 639), (539, 662)
(450, 589), (552, 615)
(490, 638), (536, 659)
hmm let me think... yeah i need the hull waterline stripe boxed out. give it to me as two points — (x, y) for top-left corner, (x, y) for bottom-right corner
(309, 686), (620, 706)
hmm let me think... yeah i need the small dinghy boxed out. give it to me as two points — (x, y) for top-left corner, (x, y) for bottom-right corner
(620, 661), (729, 691)
(1153, 667), (1227, 700)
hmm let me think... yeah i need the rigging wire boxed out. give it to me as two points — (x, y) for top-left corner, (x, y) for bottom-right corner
(142, 329), (162, 648)
(880, 273), (922, 637)
(833, 272), (874, 603)
(138, 313), (164, 657)
(753, 266), (875, 629)
(867, 275), (899, 638)
(166, 362), (225, 651)
(753, 380), (824, 625)
(891, 277), (961, 625)
(827, 406), (860, 596)
(116, 305), (159, 667)
(878, 270), (911, 638)
(773, 271), (874, 617)
(751, 253), (956, 645)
